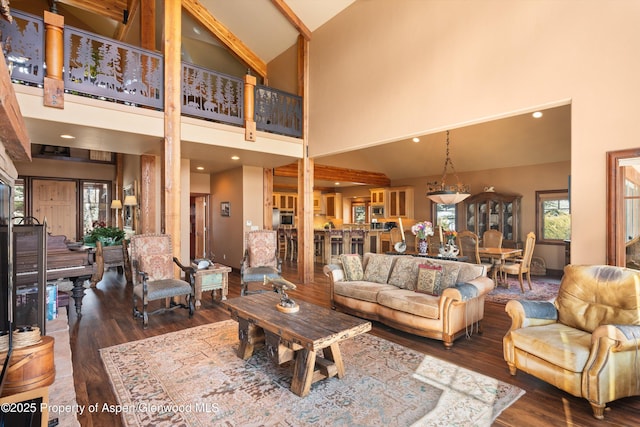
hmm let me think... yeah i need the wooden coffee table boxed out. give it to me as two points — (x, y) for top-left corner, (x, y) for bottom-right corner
(222, 292), (371, 397)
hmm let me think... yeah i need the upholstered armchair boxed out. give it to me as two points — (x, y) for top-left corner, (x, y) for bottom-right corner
(503, 264), (640, 419)
(240, 230), (283, 296)
(129, 234), (195, 328)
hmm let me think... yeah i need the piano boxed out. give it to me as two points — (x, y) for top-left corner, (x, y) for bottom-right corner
(15, 228), (95, 320)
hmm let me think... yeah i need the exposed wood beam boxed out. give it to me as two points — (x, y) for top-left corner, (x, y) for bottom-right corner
(56, 0), (128, 23)
(0, 49), (30, 161)
(275, 164), (391, 187)
(182, 0), (267, 78)
(113, 0), (140, 41)
(270, 0), (311, 41)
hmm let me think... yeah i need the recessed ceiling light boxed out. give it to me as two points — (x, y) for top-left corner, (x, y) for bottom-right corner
(231, 155), (240, 160)
(193, 27), (201, 35)
(335, 182), (340, 186)
(196, 166), (204, 171)
(412, 137), (420, 143)
(532, 111), (543, 118)
(60, 134), (75, 139)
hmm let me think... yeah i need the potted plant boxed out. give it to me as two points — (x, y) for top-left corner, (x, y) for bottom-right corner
(83, 222), (125, 247)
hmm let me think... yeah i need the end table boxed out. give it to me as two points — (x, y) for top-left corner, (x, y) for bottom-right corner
(191, 263), (231, 308)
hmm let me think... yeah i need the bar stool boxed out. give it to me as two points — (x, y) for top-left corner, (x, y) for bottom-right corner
(277, 227), (288, 260)
(350, 229), (365, 256)
(288, 228), (298, 261)
(314, 231), (324, 263)
(329, 229), (344, 262)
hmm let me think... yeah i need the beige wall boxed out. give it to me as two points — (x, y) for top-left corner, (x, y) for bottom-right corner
(307, 0), (640, 265)
(210, 167), (244, 269)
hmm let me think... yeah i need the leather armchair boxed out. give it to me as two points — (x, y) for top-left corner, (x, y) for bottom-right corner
(503, 264), (640, 419)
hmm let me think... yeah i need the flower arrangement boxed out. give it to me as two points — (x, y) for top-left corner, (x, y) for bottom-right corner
(411, 221), (434, 240)
(83, 224), (125, 247)
(444, 230), (457, 243)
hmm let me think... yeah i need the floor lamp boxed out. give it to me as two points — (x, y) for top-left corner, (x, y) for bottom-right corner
(111, 199), (122, 228)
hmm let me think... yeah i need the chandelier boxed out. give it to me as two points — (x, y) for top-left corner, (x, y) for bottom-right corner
(426, 130), (470, 205)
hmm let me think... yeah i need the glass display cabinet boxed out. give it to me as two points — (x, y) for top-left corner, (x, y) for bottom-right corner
(463, 191), (522, 248)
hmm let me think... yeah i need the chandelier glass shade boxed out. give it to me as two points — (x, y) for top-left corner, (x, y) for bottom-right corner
(426, 130), (470, 205)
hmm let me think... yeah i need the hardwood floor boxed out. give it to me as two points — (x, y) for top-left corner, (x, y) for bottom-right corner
(68, 261), (639, 427)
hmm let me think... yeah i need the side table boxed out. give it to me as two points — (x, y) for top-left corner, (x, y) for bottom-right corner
(191, 263), (231, 308)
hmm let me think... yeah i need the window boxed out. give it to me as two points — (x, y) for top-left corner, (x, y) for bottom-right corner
(82, 181), (110, 235)
(433, 203), (457, 231)
(536, 190), (570, 244)
(12, 178), (24, 223)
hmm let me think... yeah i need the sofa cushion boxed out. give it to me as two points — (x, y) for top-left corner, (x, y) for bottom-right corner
(387, 256), (420, 290)
(363, 254), (395, 284)
(510, 323), (592, 373)
(341, 254), (364, 281)
(334, 281), (398, 303)
(377, 289), (440, 319)
(415, 264), (443, 295)
(424, 260), (461, 289)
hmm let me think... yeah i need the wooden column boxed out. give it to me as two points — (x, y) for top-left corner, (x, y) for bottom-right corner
(43, 11), (64, 108)
(140, 0), (156, 50)
(297, 35), (313, 284)
(114, 153), (123, 229)
(244, 74), (257, 141)
(140, 154), (157, 234)
(164, 0), (181, 265)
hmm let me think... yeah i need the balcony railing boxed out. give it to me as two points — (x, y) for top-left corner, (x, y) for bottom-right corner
(1, 11), (302, 139)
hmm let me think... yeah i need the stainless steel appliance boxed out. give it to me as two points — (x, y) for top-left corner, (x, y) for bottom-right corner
(272, 208), (280, 228)
(280, 211), (295, 227)
(371, 206), (384, 216)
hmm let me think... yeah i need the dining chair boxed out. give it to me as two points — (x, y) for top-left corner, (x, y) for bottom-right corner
(500, 231), (536, 292)
(480, 229), (503, 265)
(457, 230), (494, 276)
(426, 226), (443, 256)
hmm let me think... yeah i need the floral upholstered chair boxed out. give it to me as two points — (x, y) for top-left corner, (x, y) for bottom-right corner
(129, 234), (195, 328)
(240, 230), (283, 296)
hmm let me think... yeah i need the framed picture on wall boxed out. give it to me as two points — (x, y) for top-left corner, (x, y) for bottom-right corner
(220, 201), (230, 217)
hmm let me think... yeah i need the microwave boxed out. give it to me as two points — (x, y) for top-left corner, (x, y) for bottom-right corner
(371, 206), (384, 216)
(280, 212), (295, 226)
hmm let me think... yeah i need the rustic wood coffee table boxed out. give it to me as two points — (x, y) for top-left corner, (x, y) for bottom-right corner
(222, 292), (371, 397)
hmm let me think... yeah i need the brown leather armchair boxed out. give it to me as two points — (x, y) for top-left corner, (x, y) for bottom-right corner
(503, 264), (640, 419)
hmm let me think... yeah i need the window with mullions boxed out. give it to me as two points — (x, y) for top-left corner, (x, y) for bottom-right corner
(536, 190), (570, 244)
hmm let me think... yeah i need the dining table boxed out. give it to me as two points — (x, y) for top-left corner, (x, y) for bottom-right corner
(477, 247), (523, 287)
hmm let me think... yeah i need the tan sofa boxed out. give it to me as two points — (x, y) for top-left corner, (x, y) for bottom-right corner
(323, 252), (494, 348)
(503, 264), (640, 419)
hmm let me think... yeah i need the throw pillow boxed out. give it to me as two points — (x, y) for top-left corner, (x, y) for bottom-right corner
(425, 261), (461, 289)
(387, 256), (420, 290)
(341, 254), (364, 281)
(363, 254), (394, 284)
(416, 264), (443, 295)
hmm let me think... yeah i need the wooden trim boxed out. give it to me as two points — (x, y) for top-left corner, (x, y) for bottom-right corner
(182, 0), (267, 78)
(56, 0), (128, 23)
(276, 163), (391, 187)
(140, 154), (156, 234)
(114, 0), (141, 42)
(0, 49), (30, 161)
(264, 168), (274, 229)
(606, 147), (640, 266)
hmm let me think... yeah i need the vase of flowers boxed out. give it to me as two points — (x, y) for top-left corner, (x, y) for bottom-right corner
(411, 221), (434, 254)
(444, 230), (457, 246)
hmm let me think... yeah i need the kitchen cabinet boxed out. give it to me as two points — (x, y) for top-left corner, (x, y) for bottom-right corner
(324, 193), (343, 219)
(313, 190), (324, 213)
(370, 188), (385, 206)
(463, 191), (522, 248)
(388, 186), (414, 218)
(274, 192), (297, 214)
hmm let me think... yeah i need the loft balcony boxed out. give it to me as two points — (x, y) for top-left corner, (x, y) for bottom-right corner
(1, 11), (303, 140)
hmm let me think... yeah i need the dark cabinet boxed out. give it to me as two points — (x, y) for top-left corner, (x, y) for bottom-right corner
(463, 192), (522, 248)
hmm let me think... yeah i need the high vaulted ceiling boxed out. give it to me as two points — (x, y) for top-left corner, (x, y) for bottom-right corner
(10, 1), (571, 189)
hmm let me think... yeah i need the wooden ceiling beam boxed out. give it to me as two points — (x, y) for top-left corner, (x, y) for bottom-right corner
(113, 0), (140, 41)
(56, 0), (128, 23)
(275, 163), (390, 187)
(182, 0), (267, 78)
(270, 0), (311, 41)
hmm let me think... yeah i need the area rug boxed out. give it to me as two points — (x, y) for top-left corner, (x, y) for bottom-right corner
(100, 320), (524, 427)
(486, 276), (560, 304)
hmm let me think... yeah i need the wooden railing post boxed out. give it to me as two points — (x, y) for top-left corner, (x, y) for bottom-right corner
(244, 74), (257, 141)
(43, 11), (64, 108)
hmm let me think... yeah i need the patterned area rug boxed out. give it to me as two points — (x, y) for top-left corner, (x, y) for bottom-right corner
(100, 320), (524, 427)
(486, 276), (561, 304)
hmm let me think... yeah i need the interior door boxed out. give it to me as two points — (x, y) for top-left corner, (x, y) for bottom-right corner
(32, 179), (77, 240)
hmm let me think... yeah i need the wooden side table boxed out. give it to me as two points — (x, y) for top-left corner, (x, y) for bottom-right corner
(191, 263), (231, 308)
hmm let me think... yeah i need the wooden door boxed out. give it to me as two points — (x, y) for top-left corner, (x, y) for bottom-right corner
(32, 179), (77, 240)
(194, 196), (207, 259)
